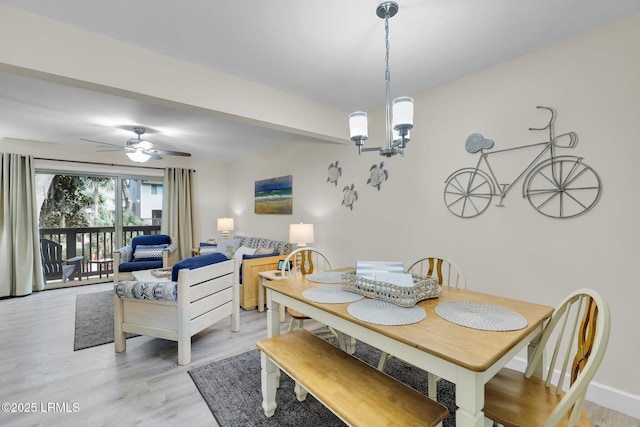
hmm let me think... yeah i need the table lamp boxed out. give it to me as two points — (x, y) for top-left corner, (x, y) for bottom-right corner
(289, 223), (314, 275)
(217, 217), (235, 239)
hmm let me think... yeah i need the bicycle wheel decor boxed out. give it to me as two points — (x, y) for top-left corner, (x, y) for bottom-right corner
(444, 168), (494, 218)
(523, 156), (601, 219)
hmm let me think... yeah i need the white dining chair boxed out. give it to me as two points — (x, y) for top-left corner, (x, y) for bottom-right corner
(377, 256), (467, 400)
(406, 256), (467, 289)
(483, 288), (610, 426)
(281, 247), (344, 349)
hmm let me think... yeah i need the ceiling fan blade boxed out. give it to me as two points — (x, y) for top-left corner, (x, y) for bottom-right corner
(148, 149), (191, 157)
(147, 152), (163, 161)
(81, 138), (122, 148)
(96, 149), (125, 152)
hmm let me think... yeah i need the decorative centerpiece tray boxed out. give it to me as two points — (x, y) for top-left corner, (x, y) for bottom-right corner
(341, 272), (440, 307)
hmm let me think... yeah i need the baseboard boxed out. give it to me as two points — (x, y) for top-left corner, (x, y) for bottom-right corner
(505, 357), (640, 420)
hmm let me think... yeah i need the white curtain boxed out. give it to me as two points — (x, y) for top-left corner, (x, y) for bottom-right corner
(162, 168), (196, 260)
(0, 153), (45, 297)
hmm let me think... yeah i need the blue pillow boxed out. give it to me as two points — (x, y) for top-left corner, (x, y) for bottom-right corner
(171, 253), (228, 281)
(243, 253), (276, 261)
(199, 242), (218, 256)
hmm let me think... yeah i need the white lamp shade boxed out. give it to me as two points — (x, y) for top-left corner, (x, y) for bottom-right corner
(126, 149), (151, 163)
(289, 223), (314, 246)
(349, 112), (368, 139)
(392, 97), (414, 129)
(217, 217), (235, 231)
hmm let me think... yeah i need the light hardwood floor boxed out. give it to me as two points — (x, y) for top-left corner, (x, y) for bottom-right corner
(1, 283), (637, 427)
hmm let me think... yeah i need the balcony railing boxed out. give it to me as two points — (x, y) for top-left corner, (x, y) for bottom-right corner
(39, 225), (161, 283)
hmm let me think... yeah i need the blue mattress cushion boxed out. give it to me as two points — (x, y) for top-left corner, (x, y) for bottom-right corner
(119, 259), (163, 272)
(171, 252), (228, 281)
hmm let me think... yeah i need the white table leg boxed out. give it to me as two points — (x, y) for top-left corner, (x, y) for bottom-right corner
(260, 351), (278, 417)
(527, 331), (544, 378)
(345, 334), (356, 355)
(454, 368), (485, 427)
(261, 289), (284, 416)
(294, 381), (308, 402)
(261, 276), (286, 322)
(266, 288), (280, 338)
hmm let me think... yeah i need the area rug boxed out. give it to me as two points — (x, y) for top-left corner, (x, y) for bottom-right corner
(189, 340), (457, 426)
(74, 290), (137, 351)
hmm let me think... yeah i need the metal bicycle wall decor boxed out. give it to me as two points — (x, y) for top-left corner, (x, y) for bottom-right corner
(443, 106), (601, 219)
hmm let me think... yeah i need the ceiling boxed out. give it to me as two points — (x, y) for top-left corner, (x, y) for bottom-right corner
(1, 0), (640, 162)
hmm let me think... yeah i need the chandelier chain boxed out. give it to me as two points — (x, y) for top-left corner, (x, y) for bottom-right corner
(348, 1), (414, 158)
(384, 12), (392, 151)
(385, 13), (390, 81)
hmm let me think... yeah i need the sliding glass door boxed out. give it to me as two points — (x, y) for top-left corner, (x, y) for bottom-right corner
(36, 171), (163, 286)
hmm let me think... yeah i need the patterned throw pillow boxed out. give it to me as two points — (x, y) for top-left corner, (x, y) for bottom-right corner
(200, 245), (218, 256)
(255, 246), (275, 255)
(133, 244), (168, 261)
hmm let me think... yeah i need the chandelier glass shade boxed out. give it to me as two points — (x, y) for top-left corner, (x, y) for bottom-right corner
(349, 1), (414, 158)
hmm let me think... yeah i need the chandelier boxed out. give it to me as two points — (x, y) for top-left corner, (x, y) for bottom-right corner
(349, 1), (414, 158)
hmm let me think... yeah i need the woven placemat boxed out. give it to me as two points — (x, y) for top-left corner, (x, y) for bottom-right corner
(347, 299), (426, 326)
(306, 272), (344, 284)
(302, 286), (364, 304)
(435, 301), (528, 331)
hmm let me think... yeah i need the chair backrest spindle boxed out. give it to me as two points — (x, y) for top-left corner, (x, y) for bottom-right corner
(408, 257), (466, 289)
(281, 247), (331, 277)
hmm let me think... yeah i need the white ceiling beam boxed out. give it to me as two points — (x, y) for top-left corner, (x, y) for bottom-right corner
(0, 5), (349, 144)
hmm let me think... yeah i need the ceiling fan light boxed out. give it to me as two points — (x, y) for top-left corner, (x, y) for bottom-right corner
(126, 149), (151, 163)
(137, 140), (154, 150)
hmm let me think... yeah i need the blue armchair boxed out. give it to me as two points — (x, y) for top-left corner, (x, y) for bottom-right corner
(113, 234), (179, 281)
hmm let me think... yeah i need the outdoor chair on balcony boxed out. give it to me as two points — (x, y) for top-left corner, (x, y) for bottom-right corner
(113, 234), (179, 281)
(40, 238), (83, 283)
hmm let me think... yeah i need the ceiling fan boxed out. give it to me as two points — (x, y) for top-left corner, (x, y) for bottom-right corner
(81, 127), (191, 163)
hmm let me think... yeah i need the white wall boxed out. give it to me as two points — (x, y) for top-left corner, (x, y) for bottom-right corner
(226, 14), (640, 417)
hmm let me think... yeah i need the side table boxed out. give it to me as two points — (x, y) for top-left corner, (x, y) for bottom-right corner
(258, 270), (286, 323)
(87, 258), (114, 279)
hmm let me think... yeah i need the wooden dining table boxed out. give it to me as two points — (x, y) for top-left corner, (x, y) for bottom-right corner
(262, 272), (554, 427)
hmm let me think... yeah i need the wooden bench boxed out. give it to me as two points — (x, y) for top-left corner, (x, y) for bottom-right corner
(257, 329), (449, 427)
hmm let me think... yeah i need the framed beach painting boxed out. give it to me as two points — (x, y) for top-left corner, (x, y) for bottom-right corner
(254, 175), (293, 214)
